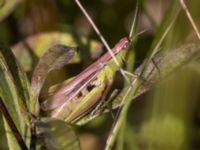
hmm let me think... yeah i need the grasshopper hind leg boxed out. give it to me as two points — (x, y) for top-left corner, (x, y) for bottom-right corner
(90, 73), (122, 120)
(75, 75), (116, 125)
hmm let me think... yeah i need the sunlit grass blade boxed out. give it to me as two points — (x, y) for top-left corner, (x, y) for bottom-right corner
(0, 0), (22, 21)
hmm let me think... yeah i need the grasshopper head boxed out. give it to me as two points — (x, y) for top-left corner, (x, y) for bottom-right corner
(114, 37), (130, 53)
(100, 37), (130, 62)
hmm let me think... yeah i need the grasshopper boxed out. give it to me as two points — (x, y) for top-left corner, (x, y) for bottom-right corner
(41, 37), (130, 123)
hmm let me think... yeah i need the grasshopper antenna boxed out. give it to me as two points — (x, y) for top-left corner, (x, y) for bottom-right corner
(129, 2), (150, 44)
(129, 2), (139, 41)
(74, 0), (130, 83)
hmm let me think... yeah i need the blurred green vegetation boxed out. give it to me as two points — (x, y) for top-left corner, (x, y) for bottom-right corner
(0, 0), (200, 150)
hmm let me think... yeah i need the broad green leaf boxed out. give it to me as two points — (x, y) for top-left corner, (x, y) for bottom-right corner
(12, 32), (102, 71)
(30, 45), (77, 115)
(35, 118), (80, 150)
(0, 0), (22, 21)
(0, 42), (30, 149)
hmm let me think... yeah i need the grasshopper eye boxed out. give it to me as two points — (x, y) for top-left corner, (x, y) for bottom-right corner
(121, 38), (130, 49)
(123, 42), (129, 49)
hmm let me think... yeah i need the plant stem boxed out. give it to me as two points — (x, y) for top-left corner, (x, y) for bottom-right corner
(30, 121), (36, 150)
(0, 97), (28, 150)
(105, 78), (140, 150)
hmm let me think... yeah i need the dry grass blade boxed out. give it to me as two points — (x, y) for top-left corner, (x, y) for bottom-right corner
(74, 0), (130, 83)
(180, 0), (200, 41)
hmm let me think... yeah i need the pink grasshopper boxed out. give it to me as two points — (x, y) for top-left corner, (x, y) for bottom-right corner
(41, 37), (130, 123)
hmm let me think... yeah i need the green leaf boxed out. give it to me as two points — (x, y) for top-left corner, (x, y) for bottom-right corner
(0, 41), (30, 114)
(134, 42), (200, 98)
(12, 32), (102, 71)
(30, 45), (77, 115)
(0, 113), (9, 150)
(0, 42), (30, 149)
(35, 118), (80, 150)
(0, 0), (22, 21)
